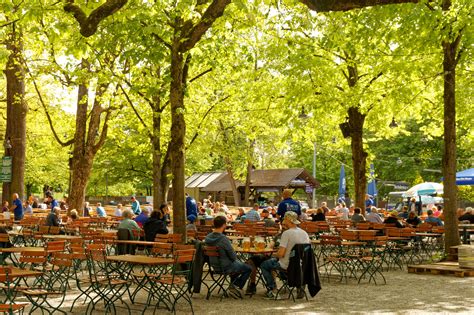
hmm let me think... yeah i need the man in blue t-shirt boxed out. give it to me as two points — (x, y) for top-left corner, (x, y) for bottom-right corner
(185, 193), (198, 218)
(10, 193), (23, 221)
(277, 189), (301, 219)
(131, 196), (141, 215)
(48, 195), (58, 212)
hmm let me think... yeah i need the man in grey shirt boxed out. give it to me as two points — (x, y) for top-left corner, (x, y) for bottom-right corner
(260, 211), (310, 299)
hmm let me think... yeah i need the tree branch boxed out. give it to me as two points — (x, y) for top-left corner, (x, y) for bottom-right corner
(189, 67), (212, 83)
(187, 95), (230, 149)
(119, 84), (153, 140)
(179, 0), (231, 52)
(24, 60), (74, 147)
(64, 0), (128, 37)
(300, 0), (419, 12)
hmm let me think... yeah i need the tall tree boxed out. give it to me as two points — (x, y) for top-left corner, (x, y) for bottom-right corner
(2, 5), (27, 203)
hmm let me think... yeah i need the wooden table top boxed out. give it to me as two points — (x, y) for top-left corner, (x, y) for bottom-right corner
(1, 267), (43, 278)
(234, 248), (276, 254)
(42, 234), (82, 240)
(311, 240), (367, 246)
(0, 246), (45, 253)
(107, 255), (174, 265)
(415, 232), (442, 237)
(112, 240), (158, 246)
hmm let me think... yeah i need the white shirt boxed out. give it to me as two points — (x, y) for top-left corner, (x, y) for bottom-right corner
(340, 207), (349, 220)
(279, 227), (310, 269)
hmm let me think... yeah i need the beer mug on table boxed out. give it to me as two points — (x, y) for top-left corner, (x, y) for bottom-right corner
(242, 237), (251, 251)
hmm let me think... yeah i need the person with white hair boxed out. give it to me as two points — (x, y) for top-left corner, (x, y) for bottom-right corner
(134, 206), (151, 228)
(458, 207), (474, 223)
(118, 209), (141, 234)
(366, 207), (383, 224)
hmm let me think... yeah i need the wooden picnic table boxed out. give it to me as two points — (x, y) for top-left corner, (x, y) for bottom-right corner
(112, 240), (159, 246)
(234, 248), (277, 255)
(0, 246), (45, 253)
(41, 234), (82, 240)
(107, 254), (174, 265)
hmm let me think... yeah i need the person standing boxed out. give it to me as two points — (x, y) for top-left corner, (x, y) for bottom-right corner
(185, 193), (198, 218)
(131, 196), (141, 215)
(277, 189), (301, 219)
(10, 193), (24, 221)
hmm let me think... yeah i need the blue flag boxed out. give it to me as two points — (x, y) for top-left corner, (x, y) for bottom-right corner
(367, 163), (377, 197)
(338, 165), (346, 201)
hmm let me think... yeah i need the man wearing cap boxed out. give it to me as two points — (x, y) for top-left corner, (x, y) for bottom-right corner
(277, 189), (301, 219)
(260, 211), (310, 299)
(384, 210), (405, 228)
(131, 196), (141, 215)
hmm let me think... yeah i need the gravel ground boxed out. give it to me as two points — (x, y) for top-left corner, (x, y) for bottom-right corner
(32, 269), (473, 315)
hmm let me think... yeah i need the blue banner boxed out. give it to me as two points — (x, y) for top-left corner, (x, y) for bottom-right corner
(338, 165), (346, 200)
(367, 163), (377, 197)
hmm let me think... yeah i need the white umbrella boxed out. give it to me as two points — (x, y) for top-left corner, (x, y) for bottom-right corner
(403, 182), (443, 198)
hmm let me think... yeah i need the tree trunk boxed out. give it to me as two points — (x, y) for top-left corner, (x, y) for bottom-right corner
(3, 26), (27, 203)
(159, 148), (171, 205)
(348, 106), (367, 213)
(225, 159), (241, 207)
(441, 0), (461, 253)
(67, 79), (111, 213)
(170, 44), (186, 239)
(244, 161), (253, 206)
(151, 108), (163, 211)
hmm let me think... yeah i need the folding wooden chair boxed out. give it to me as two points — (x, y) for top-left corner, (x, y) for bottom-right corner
(0, 267), (29, 314)
(22, 252), (74, 314)
(151, 249), (196, 313)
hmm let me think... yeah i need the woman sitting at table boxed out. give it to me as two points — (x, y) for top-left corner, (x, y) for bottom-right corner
(143, 209), (168, 241)
(384, 210), (405, 228)
(67, 209), (79, 223)
(311, 208), (326, 222)
(405, 211), (421, 227)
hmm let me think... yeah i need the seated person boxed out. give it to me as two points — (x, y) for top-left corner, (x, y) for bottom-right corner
(458, 207), (474, 224)
(398, 206), (409, 219)
(24, 201), (33, 216)
(186, 215), (197, 231)
(261, 209), (276, 227)
(67, 209), (79, 223)
(235, 207), (246, 222)
(311, 208), (326, 222)
(246, 204), (261, 222)
(114, 204), (123, 217)
(351, 207), (366, 225)
(134, 207), (151, 228)
(96, 203), (107, 217)
(143, 210), (168, 241)
(46, 207), (61, 226)
(424, 210), (444, 226)
(384, 210), (404, 228)
(405, 211), (421, 227)
(299, 208), (310, 221)
(365, 207), (383, 224)
(117, 209), (141, 237)
(260, 211), (310, 299)
(205, 216), (251, 296)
